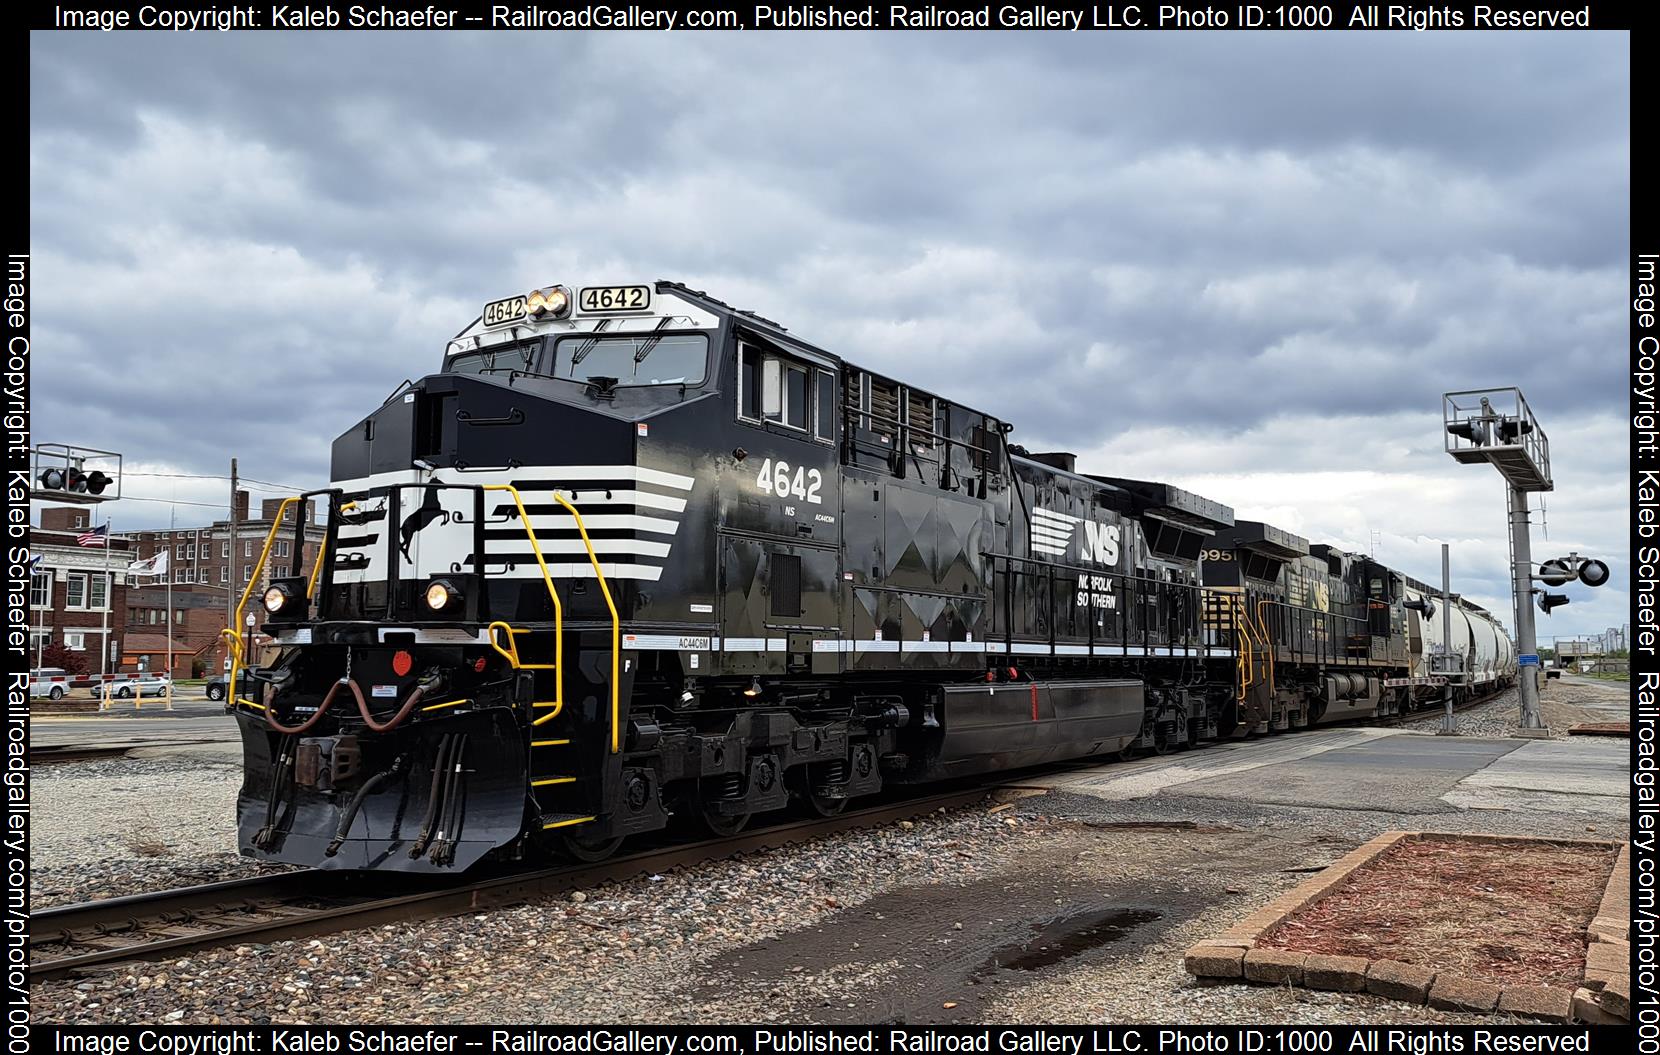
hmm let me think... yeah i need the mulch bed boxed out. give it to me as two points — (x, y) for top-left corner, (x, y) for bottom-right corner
(1567, 723), (1631, 737)
(1256, 835), (1616, 989)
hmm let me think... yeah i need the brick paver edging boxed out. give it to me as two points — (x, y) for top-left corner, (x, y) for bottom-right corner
(1182, 830), (1630, 1024)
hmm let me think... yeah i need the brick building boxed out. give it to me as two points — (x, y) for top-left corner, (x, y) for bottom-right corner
(30, 507), (133, 674)
(124, 491), (326, 673)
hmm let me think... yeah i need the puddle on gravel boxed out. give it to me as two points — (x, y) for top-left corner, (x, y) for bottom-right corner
(976, 907), (1161, 977)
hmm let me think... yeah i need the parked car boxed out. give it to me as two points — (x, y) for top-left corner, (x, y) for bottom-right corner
(103, 674), (172, 699)
(29, 667), (70, 700)
(205, 669), (258, 702)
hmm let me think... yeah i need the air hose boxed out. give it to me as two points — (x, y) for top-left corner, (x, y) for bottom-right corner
(324, 755), (406, 857)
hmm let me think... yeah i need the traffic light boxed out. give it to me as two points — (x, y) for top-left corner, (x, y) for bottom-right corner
(1538, 592), (1570, 615)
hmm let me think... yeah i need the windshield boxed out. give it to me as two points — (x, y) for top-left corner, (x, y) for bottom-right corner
(553, 333), (707, 387)
(446, 338), (542, 376)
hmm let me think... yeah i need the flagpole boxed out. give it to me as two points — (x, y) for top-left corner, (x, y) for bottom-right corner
(100, 518), (112, 680)
(167, 504), (175, 684)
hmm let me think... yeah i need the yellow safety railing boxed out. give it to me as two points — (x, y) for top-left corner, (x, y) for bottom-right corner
(481, 485), (621, 754)
(224, 496), (300, 716)
(1231, 594), (1270, 703)
(1254, 599), (1278, 698)
(223, 486), (621, 755)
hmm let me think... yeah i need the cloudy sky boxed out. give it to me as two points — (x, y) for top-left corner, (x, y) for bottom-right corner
(30, 31), (1630, 640)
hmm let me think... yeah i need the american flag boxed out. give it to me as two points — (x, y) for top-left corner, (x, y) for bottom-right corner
(76, 523), (109, 548)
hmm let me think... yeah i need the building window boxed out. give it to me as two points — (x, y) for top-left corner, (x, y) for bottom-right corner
(148, 609), (159, 625)
(64, 631), (86, 652)
(221, 541), (230, 558)
(87, 572), (108, 610)
(29, 573), (49, 609)
(175, 543), (185, 558)
(175, 610), (185, 625)
(276, 541), (289, 558)
(221, 567), (229, 584)
(175, 569), (187, 583)
(245, 540), (254, 557)
(243, 563), (252, 580)
(65, 573), (86, 609)
(186, 543), (196, 560)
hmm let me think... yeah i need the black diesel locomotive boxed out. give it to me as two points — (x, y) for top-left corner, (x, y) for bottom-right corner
(230, 281), (1513, 871)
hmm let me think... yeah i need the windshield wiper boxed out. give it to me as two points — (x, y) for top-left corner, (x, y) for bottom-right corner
(568, 319), (615, 370)
(633, 318), (675, 364)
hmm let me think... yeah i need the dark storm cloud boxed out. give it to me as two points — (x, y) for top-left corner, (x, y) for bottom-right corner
(28, 30), (1629, 634)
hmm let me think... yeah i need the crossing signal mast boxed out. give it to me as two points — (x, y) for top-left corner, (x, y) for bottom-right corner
(1443, 389), (1607, 735)
(32, 444), (122, 503)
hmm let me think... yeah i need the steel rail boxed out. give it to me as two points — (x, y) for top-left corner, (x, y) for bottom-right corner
(29, 787), (991, 984)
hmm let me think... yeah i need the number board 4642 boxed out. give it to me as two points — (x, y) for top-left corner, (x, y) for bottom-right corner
(755, 457), (822, 505)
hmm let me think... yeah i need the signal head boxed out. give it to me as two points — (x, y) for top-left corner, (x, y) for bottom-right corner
(1577, 559), (1610, 588)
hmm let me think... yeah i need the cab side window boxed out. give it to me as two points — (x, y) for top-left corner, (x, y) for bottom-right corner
(738, 342), (835, 444)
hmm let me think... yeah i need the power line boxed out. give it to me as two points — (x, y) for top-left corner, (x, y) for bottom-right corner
(124, 471), (312, 492)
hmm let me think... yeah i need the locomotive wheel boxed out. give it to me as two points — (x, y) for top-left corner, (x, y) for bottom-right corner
(803, 789), (849, 817)
(1153, 725), (1174, 755)
(699, 798), (752, 836)
(560, 829), (624, 863)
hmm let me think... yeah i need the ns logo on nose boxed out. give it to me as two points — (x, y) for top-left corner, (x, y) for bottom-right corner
(1030, 507), (1121, 565)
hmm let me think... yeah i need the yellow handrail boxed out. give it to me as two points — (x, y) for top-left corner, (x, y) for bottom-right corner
(225, 486), (621, 756)
(1254, 599), (1277, 697)
(548, 491), (621, 755)
(224, 498), (298, 721)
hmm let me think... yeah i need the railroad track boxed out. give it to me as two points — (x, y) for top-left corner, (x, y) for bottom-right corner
(1377, 683), (1511, 727)
(29, 786), (991, 984)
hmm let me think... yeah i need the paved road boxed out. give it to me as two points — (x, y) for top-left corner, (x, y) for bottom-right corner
(1026, 726), (1629, 825)
(31, 699), (242, 761)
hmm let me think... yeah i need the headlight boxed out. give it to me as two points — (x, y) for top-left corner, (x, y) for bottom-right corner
(262, 584), (293, 614)
(526, 285), (571, 320)
(425, 580), (461, 611)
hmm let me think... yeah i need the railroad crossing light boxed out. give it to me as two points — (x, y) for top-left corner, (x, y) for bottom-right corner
(1445, 421), (1485, 445)
(1403, 597), (1437, 620)
(1538, 592), (1571, 615)
(1495, 418), (1534, 444)
(1577, 559), (1610, 588)
(38, 467), (66, 490)
(84, 471), (112, 495)
(1538, 559), (1574, 587)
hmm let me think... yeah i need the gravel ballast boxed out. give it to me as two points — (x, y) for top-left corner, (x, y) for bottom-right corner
(31, 723), (1621, 1025)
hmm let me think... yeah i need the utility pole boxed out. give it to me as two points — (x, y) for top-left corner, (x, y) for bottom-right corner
(227, 456), (238, 673)
(1506, 486), (1542, 729)
(1439, 543), (1456, 734)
